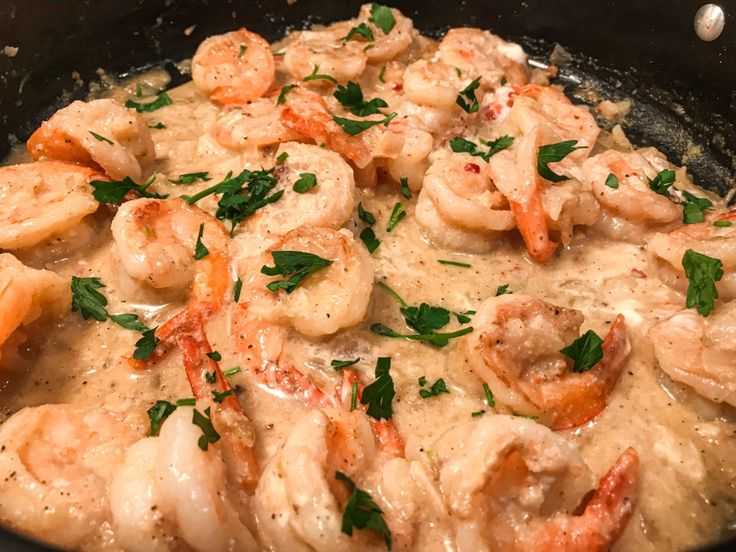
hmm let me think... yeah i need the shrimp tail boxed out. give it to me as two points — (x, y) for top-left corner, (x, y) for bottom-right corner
(511, 192), (559, 264)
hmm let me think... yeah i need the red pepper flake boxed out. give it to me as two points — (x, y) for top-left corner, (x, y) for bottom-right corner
(391, 82), (403, 92)
(631, 268), (647, 279)
(464, 163), (481, 173)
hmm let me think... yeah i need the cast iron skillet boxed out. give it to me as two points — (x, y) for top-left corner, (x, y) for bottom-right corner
(0, 0), (734, 550)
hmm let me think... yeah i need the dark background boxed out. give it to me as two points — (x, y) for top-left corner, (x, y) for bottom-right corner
(0, 0), (735, 550)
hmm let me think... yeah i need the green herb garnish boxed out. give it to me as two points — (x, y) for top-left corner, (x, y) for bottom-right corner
(193, 223), (209, 260)
(89, 131), (113, 145)
(386, 201), (406, 232)
(449, 135), (514, 162)
(483, 382), (495, 407)
(605, 173), (619, 189)
(399, 177), (411, 199)
(147, 400), (177, 436)
(560, 330), (604, 373)
(537, 140), (584, 182)
(336, 470), (392, 549)
(170, 171), (210, 185)
(332, 358), (361, 370)
(261, 251), (333, 293)
(358, 202), (376, 225)
(332, 112), (397, 136)
(369, 3), (396, 34)
(334, 81), (388, 117)
(223, 366), (242, 377)
(360, 357), (395, 420)
(125, 92), (173, 113)
(343, 22), (375, 42)
(495, 284), (509, 296)
(456, 77), (481, 113)
(682, 249), (723, 316)
(303, 65), (338, 84)
(438, 259), (471, 268)
(90, 175), (168, 204)
(192, 407), (220, 451)
(419, 377), (449, 399)
(293, 172), (317, 193)
(681, 190), (713, 224)
(277, 84), (298, 105)
(359, 227), (381, 253)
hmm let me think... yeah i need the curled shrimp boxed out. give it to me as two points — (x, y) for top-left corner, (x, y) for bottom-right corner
(0, 404), (144, 549)
(244, 142), (357, 238)
(432, 415), (638, 552)
(27, 98), (155, 182)
(0, 253), (70, 363)
(438, 28), (530, 87)
(284, 28), (368, 84)
(415, 151), (515, 252)
(649, 302), (736, 406)
(463, 293), (631, 429)
(353, 3), (414, 62)
(379, 121), (434, 192)
(402, 60), (464, 109)
(580, 149), (682, 239)
(192, 28), (275, 105)
(213, 97), (305, 151)
(647, 210), (736, 300)
(0, 161), (103, 250)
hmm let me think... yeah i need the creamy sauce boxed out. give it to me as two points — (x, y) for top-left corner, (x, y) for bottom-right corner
(1, 8), (735, 552)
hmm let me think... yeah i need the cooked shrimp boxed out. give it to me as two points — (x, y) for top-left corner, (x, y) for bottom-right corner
(649, 302), (736, 406)
(464, 294), (631, 429)
(213, 98), (305, 151)
(27, 98), (155, 182)
(192, 28), (275, 105)
(111, 198), (230, 304)
(647, 210), (736, 300)
(0, 404), (143, 549)
(255, 407), (404, 551)
(580, 149), (682, 236)
(380, 121), (434, 192)
(0, 253), (70, 361)
(402, 60), (464, 109)
(283, 29), (367, 84)
(438, 28), (530, 87)
(432, 415), (638, 552)
(0, 161), (102, 250)
(244, 142), (356, 237)
(353, 3), (414, 62)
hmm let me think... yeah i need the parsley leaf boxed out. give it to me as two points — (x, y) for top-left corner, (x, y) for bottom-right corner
(206, 351), (222, 361)
(334, 81), (388, 116)
(399, 177), (411, 199)
(370, 323), (473, 347)
(108, 313), (148, 332)
(277, 83), (297, 105)
(454, 310), (475, 324)
(495, 284), (509, 296)
(605, 173), (619, 189)
(303, 65), (338, 84)
(369, 3), (396, 34)
(90, 176), (168, 204)
(483, 382), (495, 407)
(183, 169), (283, 234)
(223, 366), (242, 377)
(419, 377), (449, 399)
(211, 389), (235, 403)
(343, 22), (375, 42)
(89, 131), (113, 145)
(147, 400), (177, 436)
(233, 277), (243, 302)
(537, 140), (584, 182)
(133, 328), (159, 360)
(359, 227), (381, 253)
(276, 151), (289, 164)
(360, 357), (395, 420)
(238, 44), (247, 58)
(714, 219), (733, 228)
(682, 249), (723, 316)
(331, 357), (361, 370)
(205, 371), (217, 384)
(261, 250), (333, 293)
(400, 303), (450, 334)
(293, 172), (317, 193)
(681, 190), (713, 224)
(125, 92), (173, 113)
(378, 65), (387, 83)
(449, 135), (513, 162)
(170, 171), (210, 185)
(193, 223), (209, 260)
(386, 201), (406, 232)
(71, 276), (108, 321)
(358, 202), (376, 225)
(332, 112), (397, 136)
(176, 398), (196, 406)
(350, 381), (359, 411)
(336, 471), (392, 549)
(192, 407), (221, 451)
(648, 169), (676, 196)
(456, 77), (481, 113)
(438, 259), (471, 268)
(148, 122), (166, 129)
(560, 330), (604, 373)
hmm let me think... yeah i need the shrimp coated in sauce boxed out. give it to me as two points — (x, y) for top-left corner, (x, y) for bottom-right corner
(27, 98), (155, 182)
(283, 29), (368, 85)
(353, 3), (414, 62)
(649, 302), (736, 406)
(0, 161), (102, 250)
(213, 97), (305, 151)
(192, 28), (275, 105)
(432, 415), (638, 552)
(463, 293), (631, 429)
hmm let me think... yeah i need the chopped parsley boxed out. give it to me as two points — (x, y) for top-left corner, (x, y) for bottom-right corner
(107, 313), (148, 332)
(192, 407), (221, 451)
(714, 219), (733, 228)
(170, 171), (210, 185)
(331, 357), (361, 370)
(233, 277), (243, 302)
(537, 140), (584, 182)
(358, 202), (376, 225)
(336, 470), (392, 549)
(148, 122), (166, 129)
(238, 44), (247, 58)
(293, 172), (317, 193)
(89, 131), (113, 145)
(343, 22), (375, 42)
(176, 398), (196, 406)
(147, 400), (177, 436)
(277, 84), (297, 105)
(378, 65), (387, 83)
(449, 135), (514, 162)
(125, 91), (173, 113)
(193, 223), (209, 260)
(560, 330), (604, 373)
(681, 190), (713, 224)
(183, 168), (283, 234)
(359, 227), (381, 253)
(605, 173), (619, 189)
(370, 323), (473, 347)
(332, 112), (397, 136)
(261, 250), (333, 293)
(682, 249), (723, 316)
(369, 3), (396, 34)
(223, 366), (242, 377)
(495, 284), (509, 296)
(90, 175), (168, 204)
(648, 169), (676, 196)
(334, 81), (388, 116)
(399, 177), (411, 199)
(455, 77), (481, 113)
(483, 382), (495, 407)
(276, 151), (289, 164)
(350, 381), (359, 411)
(386, 201), (406, 232)
(206, 351), (222, 361)
(418, 377), (449, 399)
(360, 357), (395, 420)
(133, 328), (159, 360)
(471, 410), (486, 417)
(454, 310), (475, 324)
(205, 371), (217, 384)
(211, 389), (235, 403)
(438, 259), (471, 268)
(303, 65), (338, 84)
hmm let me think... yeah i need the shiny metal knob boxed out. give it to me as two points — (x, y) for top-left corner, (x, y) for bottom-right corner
(694, 4), (725, 41)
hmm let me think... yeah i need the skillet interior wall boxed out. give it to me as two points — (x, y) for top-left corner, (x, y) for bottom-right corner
(0, 1), (735, 551)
